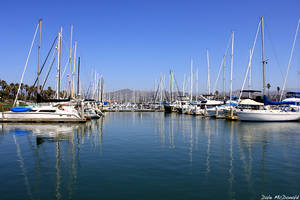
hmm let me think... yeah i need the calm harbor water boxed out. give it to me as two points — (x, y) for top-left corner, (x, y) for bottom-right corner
(0, 112), (299, 200)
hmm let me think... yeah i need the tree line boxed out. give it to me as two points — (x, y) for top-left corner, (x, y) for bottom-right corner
(0, 79), (56, 102)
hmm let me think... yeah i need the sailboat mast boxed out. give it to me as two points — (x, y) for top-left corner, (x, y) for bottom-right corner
(71, 41), (77, 98)
(153, 80), (156, 102)
(98, 74), (101, 102)
(171, 71), (174, 101)
(280, 19), (300, 101)
(206, 50), (211, 95)
(169, 70), (172, 102)
(190, 58), (193, 101)
(94, 70), (97, 99)
(100, 75), (103, 102)
(68, 24), (73, 96)
(57, 27), (62, 99)
(172, 71), (174, 100)
(160, 74), (163, 102)
(37, 19), (42, 95)
(223, 55), (226, 99)
(248, 48), (252, 98)
(77, 57), (80, 96)
(230, 31), (234, 101)
(261, 17), (266, 96)
(196, 67), (199, 101)
(183, 73), (186, 96)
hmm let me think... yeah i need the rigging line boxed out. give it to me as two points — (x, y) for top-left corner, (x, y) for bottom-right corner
(163, 77), (170, 102)
(42, 49), (57, 90)
(33, 36), (58, 87)
(265, 23), (285, 81)
(61, 44), (74, 83)
(60, 36), (76, 90)
(239, 20), (261, 101)
(280, 18), (300, 101)
(174, 76), (181, 97)
(13, 23), (39, 107)
(153, 77), (162, 102)
(213, 33), (232, 93)
(57, 35), (74, 91)
(297, 51), (300, 90)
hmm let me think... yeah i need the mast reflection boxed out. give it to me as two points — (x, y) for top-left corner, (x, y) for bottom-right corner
(1, 119), (106, 200)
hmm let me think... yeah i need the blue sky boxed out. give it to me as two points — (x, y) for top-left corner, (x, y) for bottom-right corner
(0, 0), (300, 93)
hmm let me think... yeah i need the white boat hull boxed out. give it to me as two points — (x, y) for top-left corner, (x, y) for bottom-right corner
(236, 110), (300, 122)
(0, 111), (84, 122)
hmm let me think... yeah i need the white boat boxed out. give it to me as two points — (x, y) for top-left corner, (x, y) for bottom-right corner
(236, 109), (300, 122)
(236, 18), (300, 122)
(173, 96), (190, 114)
(190, 99), (224, 116)
(208, 100), (239, 118)
(0, 104), (85, 122)
(236, 98), (300, 121)
(0, 21), (85, 123)
(206, 105), (228, 117)
(83, 101), (103, 119)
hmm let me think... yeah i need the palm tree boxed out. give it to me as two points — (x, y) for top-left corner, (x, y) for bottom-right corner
(28, 86), (34, 100)
(24, 84), (29, 98)
(276, 86), (280, 101)
(47, 86), (54, 98)
(267, 83), (271, 98)
(5, 85), (12, 100)
(0, 80), (7, 91)
(13, 83), (19, 98)
(20, 83), (24, 100)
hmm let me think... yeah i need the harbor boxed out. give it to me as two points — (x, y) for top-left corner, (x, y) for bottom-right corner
(1, 0), (300, 199)
(2, 16), (300, 123)
(1, 112), (300, 200)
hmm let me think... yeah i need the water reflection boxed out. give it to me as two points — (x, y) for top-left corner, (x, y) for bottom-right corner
(0, 119), (105, 200)
(228, 121), (234, 200)
(206, 119), (211, 175)
(0, 113), (300, 200)
(153, 114), (300, 199)
(13, 134), (33, 200)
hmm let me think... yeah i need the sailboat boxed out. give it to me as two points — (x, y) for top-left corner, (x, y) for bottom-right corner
(206, 31), (236, 118)
(1, 103), (85, 122)
(0, 21), (85, 123)
(236, 17), (300, 122)
(189, 50), (224, 116)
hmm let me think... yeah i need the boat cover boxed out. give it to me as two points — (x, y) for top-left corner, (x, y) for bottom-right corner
(264, 95), (295, 105)
(10, 107), (32, 112)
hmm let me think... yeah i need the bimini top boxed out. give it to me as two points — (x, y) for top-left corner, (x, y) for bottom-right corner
(239, 99), (264, 106)
(10, 107), (32, 112)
